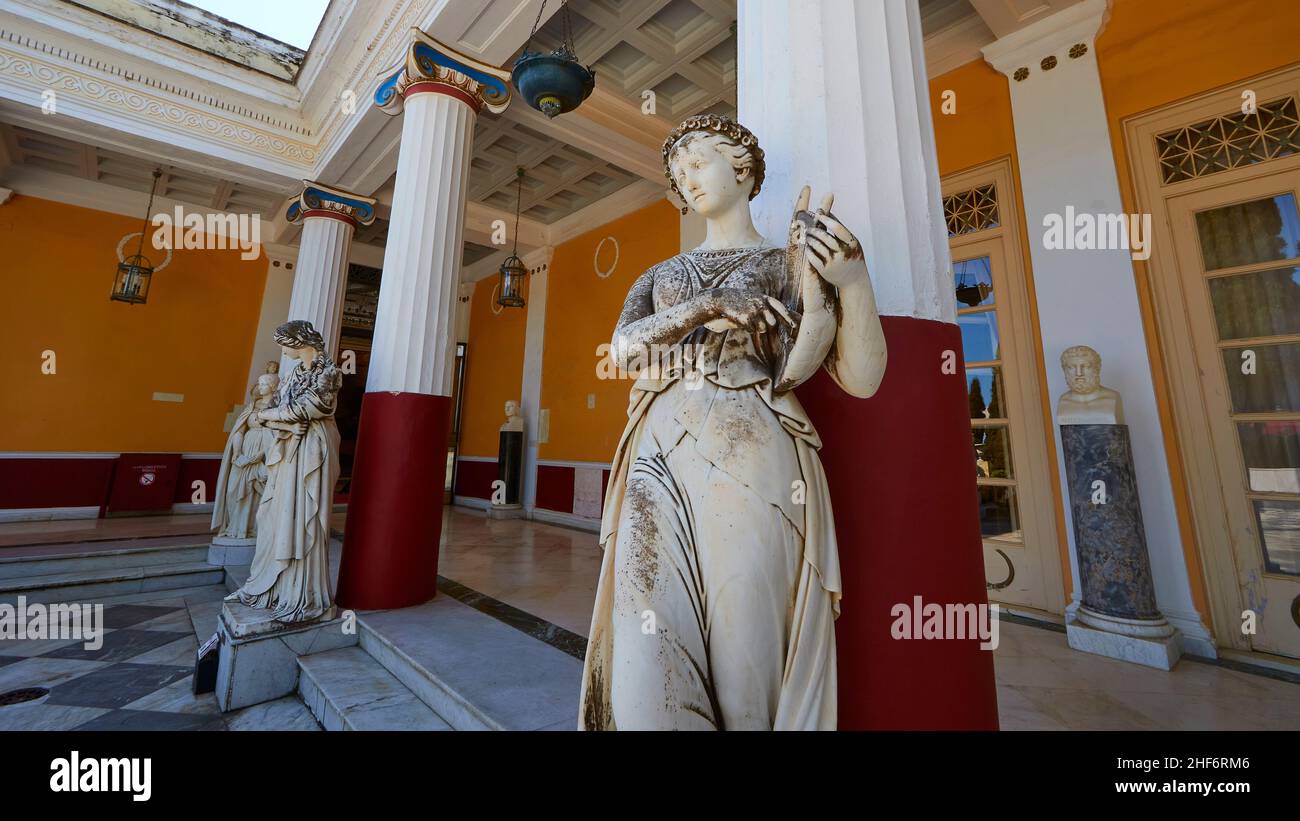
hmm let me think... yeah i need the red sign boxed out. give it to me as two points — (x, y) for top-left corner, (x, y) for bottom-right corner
(106, 453), (182, 514)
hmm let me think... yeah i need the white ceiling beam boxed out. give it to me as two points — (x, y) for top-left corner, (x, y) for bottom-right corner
(968, 0), (1083, 40)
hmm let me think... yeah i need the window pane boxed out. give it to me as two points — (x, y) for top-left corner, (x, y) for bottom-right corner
(978, 485), (1020, 540)
(954, 256), (994, 307)
(1195, 193), (1300, 270)
(966, 367), (1007, 420)
(973, 424), (1015, 480)
(1239, 421), (1300, 493)
(959, 310), (1000, 364)
(1254, 498), (1300, 576)
(1221, 342), (1300, 413)
(1208, 266), (1300, 340)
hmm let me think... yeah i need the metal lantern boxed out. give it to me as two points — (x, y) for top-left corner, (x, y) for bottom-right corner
(112, 254), (154, 304)
(512, 0), (595, 119)
(497, 167), (529, 309)
(111, 168), (163, 305)
(497, 253), (528, 308)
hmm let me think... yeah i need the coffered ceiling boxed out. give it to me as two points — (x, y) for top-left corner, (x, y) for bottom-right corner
(0, 0), (1087, 267)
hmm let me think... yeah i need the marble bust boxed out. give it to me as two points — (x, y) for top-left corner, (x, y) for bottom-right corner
(501, 399), (523, 432)
(1057, 345), (1124, 425)
(578, 114), (887, 731)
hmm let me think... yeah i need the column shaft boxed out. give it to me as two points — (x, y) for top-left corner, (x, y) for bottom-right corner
(740, 0), (998, 729)
(337, 91), (476, 610)
(366, 92), (475, 395)
(287, 215), (355, 358)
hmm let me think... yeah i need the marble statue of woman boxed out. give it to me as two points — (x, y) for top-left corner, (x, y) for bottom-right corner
(579, 115), (887, 730)
(226, 320), (342, 624)
(212, 369), (280, 539)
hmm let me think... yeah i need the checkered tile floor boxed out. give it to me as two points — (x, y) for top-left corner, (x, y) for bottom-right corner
(0, 588), (320, 731)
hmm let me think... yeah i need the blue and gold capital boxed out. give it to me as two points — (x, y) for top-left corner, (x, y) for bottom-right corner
(374, 29), (512, 116)
(286, 181), (378, 228)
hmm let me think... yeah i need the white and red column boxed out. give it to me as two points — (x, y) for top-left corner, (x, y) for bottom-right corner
(740, 0), (998, 729)
(284, 182), (378, 358)
(337, 31), (512, 609)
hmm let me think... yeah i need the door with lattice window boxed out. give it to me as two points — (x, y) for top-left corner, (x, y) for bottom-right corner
(1168, 170), (1300, 659)
(944, 164), (1064, 614)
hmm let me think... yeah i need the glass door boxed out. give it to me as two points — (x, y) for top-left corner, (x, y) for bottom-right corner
(944, 165), (1064, 614)
(1170, 170), (1300, 659)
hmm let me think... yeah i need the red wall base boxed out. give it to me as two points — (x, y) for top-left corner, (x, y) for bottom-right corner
(797, 315), (999, 730)
(337, 391), (451, 610)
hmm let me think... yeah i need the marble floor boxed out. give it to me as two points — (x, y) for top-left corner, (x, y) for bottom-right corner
(433, 507), (1300, 731)
(0, 584), (319, 730)
(2, 506), (1298, 730)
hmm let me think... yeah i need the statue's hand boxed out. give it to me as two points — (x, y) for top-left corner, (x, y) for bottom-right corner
(799, 191), (866, 289)
(702, 288), (782, 334)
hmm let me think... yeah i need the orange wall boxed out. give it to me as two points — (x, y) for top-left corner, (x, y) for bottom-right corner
(459, 274), (529, 458)
(0, 195), (267, 453)
(539, 200), (679, 463)
(1096, 0), (1300, 628)
(929, 59), (1018, 176)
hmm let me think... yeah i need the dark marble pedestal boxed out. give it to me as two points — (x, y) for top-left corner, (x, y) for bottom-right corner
(491, 428), (524, 519)
(1060, 423), (1180, 669)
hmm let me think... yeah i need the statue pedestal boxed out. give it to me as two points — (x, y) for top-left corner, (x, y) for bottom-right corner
(208, 536), (256, 566)
(214, 601), (356, 712)
(1060, 423), (1181, 670)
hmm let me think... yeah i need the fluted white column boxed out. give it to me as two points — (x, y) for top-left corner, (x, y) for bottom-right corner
(283, 181), (378, 359)
(288, 217), (353, 354)
(366, 90), (475, 396)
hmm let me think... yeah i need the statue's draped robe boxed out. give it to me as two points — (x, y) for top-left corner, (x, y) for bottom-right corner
(212, 404), (275, 539)
(579, 246), (841, 730)
(230, 357), (341, 623)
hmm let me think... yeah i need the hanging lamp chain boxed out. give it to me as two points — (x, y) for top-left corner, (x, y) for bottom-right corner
(511, 166), (525, 257)
(134, 168), (163, 261)
(560, 1), (576, 59)
(520, 0), (578, 60)
(522, 0), (548, 55)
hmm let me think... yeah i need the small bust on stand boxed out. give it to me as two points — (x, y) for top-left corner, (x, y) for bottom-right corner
(1057, 345), (1124, 425)
(1054, 343), (1178, 669)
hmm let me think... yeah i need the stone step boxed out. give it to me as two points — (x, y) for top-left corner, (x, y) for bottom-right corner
(0, 561), (226, 605)
(297, 646), (452, 731)
(357, 595), (581, 731)
(0, 537), (211, 581)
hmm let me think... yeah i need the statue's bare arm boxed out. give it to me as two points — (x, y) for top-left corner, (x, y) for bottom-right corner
(610, 270), (778, 372)
(801, 199), (888, 399)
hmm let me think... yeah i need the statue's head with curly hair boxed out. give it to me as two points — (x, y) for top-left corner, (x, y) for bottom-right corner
(663, 115), (765, 217)
(274, 320), (325, 351)
(274, 320), (330, 367)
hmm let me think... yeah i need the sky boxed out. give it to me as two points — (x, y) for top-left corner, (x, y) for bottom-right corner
(184, 0), (330, 49)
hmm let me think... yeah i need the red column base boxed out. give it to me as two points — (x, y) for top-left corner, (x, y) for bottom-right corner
(336, 391), (451, 610)
(797, 315), (1000, 730)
